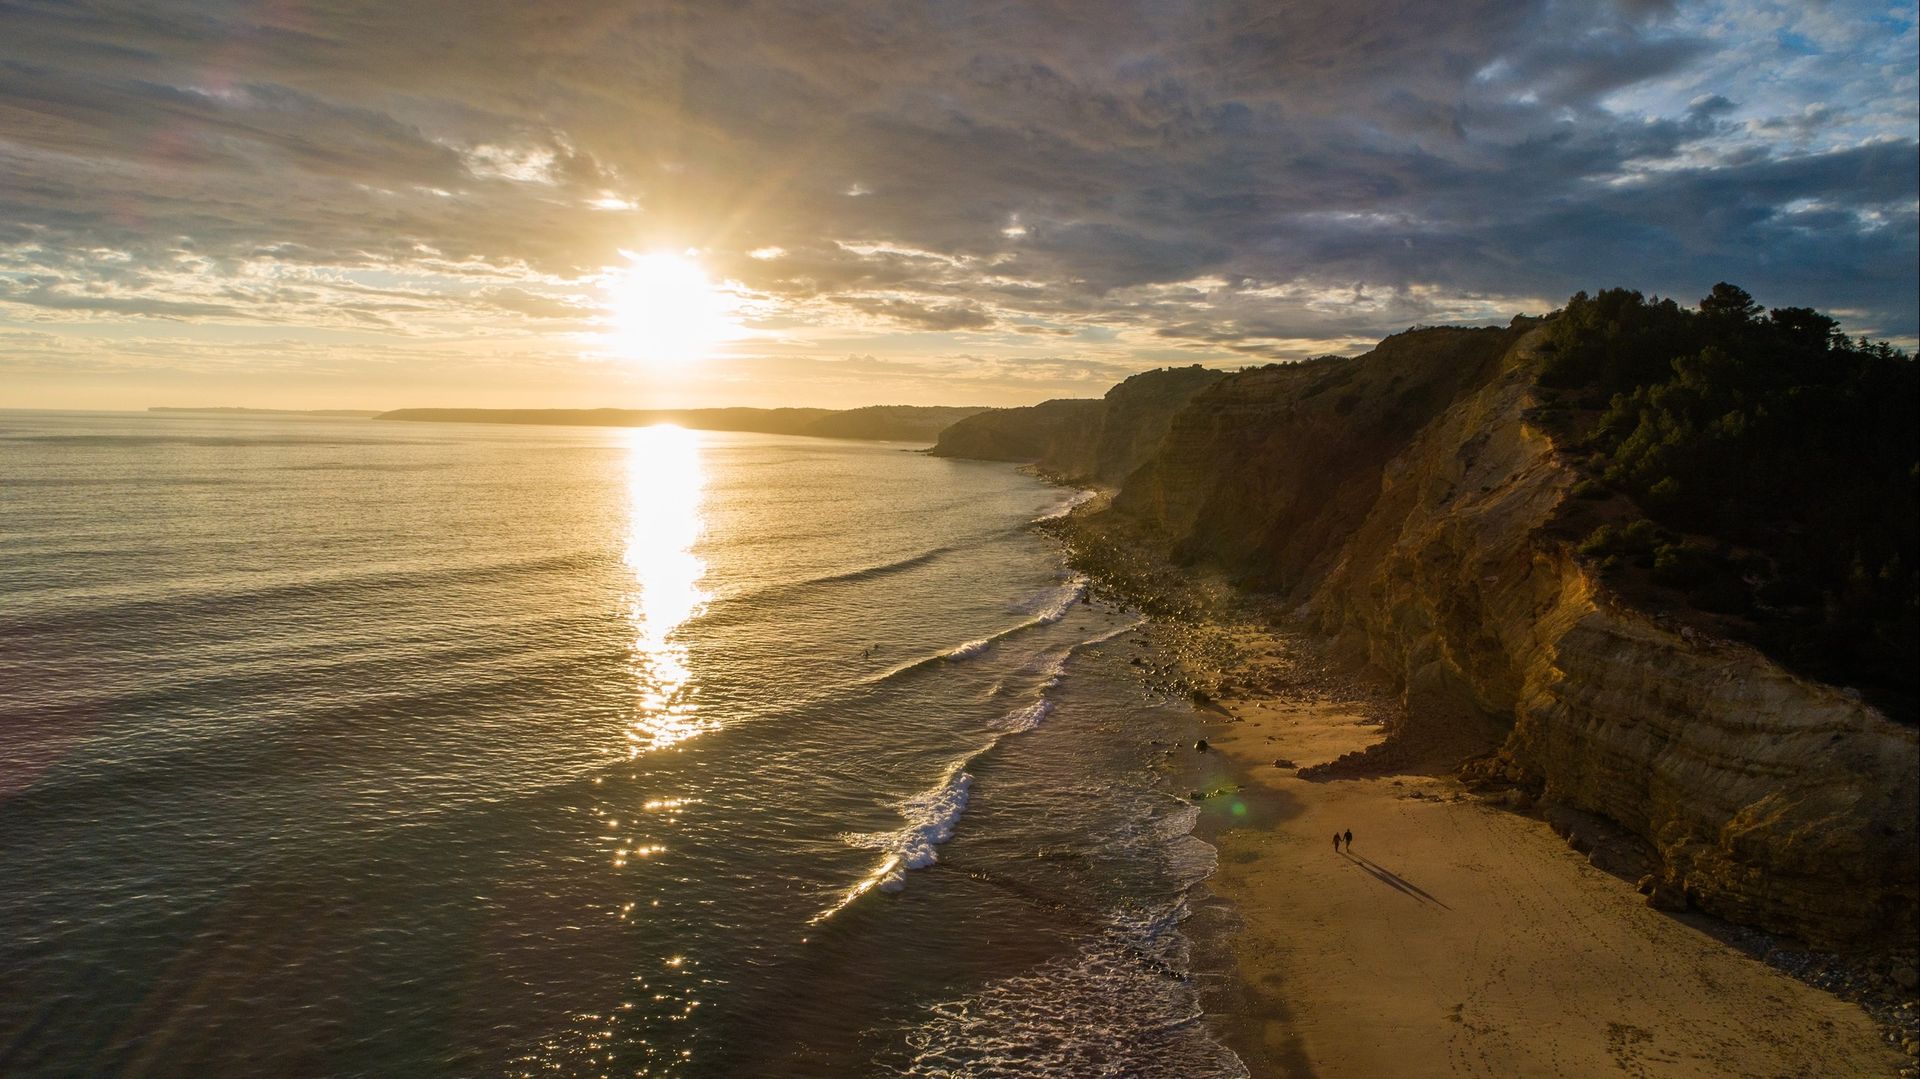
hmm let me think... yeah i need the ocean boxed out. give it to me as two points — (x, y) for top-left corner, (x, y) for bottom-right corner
(0, 410), (1245, 1078)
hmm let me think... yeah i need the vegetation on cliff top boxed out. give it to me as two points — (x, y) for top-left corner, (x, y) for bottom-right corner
(1537, 285), (1917, 708)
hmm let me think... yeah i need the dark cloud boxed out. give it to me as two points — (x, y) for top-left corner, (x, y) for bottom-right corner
(843, 297), (996, 332)
(0, 0), (1913, 377)
(0, 282), (241, 318)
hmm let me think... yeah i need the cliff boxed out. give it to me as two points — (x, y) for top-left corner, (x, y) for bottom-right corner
(925, 398), (1104, 467)
(1300, 332), (1917, 950)
(938, 323), (1918, 951)
(1113, 329), (1508, 590)
(375, 404), (987, 442)
(928, 365), (1227, 483)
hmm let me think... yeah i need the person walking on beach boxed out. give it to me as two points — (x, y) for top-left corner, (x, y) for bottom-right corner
(1333, 831), (1342, 853)
(1344, 828), (1354, 852)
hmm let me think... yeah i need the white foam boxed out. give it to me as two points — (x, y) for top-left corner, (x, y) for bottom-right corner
(896, 899), (1249, 1078)
(864, 578), (1097, 687)
(991, 698), (1055, 732)
(823, 759), (977, 918)
(1028, 575), (1087, 625)
(887, 765), (974, 877)
(1156, 800), (1201, 841)
(1033, 487), (1097, 523)
(940, 636), (993, 661)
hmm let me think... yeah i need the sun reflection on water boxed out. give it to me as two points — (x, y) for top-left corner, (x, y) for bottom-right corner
(621, 425), (714, 753)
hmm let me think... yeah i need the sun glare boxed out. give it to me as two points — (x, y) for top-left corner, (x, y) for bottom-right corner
(621, 424), (714, 753)
(603, 250), (736, 367)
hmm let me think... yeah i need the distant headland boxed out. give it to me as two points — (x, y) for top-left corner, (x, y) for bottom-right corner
(149, 407), (382, 418)
(373, 405), (990, 443)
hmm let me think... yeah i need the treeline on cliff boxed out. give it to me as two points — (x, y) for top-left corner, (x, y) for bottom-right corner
(1536, 284), (1918, 706)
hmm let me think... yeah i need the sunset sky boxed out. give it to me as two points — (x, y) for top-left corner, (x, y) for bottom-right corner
(2, 0), (1915, 410)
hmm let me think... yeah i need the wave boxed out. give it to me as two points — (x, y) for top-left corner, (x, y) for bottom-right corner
(698, 524), (1033, 621)
(1018, 574), (1087, 624)
(727, 544), (958, 607)
(819, 608), (1149, 920)
(2, 550), (601, 640)
(983, 615), (1139, 733)
(855, 626), (1027, 687)
(990, 698), (1055, 733)
(815, 756), (981, 922)
(857, 761), (975, 889)
(852, 577), (1093, 689)
(890, 772), (1242, 1078)
(1032, 487), (1097, 523)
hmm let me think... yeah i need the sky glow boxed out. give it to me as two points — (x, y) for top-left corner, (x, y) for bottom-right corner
(0, 0), (1914, 409)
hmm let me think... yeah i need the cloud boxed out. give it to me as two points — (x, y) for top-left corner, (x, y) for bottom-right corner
(842, 297), (996, 331)
(0, 0), (1913, 406)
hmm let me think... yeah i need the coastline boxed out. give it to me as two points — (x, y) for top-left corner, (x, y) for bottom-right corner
(1057, 505), (1913, 1078)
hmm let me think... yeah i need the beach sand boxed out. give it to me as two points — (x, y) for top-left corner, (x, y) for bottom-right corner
(1149, 618), (1909, 1078)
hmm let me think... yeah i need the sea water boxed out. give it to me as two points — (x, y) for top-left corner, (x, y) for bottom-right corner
(0, 410), (1244, 1078)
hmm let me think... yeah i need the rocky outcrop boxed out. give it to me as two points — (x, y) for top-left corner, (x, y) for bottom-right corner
(928, 365), (1226, 483)
(938, 323), (1918, 950)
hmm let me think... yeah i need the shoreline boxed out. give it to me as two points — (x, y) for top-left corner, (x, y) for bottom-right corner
(1066, 510), (1916, 1076)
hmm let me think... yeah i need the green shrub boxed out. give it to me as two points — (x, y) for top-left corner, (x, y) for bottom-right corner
(1577, 525), (1620, 557)
(1621, 518), (1662, 555)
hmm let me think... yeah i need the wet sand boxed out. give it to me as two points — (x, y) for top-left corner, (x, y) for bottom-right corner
(1155, 618), (1908, 1078)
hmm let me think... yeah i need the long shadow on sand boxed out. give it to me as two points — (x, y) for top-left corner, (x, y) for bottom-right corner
(1343, 852), (1452, 910)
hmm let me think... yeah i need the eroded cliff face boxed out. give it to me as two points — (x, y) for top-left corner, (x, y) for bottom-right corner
(1115, 328), (1511, 590)
(1300, 335), (1918, 950)
(940, 325), (1917, 950)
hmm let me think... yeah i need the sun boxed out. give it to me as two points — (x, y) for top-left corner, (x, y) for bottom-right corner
(603, 250), (737, 367)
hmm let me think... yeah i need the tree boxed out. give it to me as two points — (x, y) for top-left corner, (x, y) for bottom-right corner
(1539, 284), (1919, 709)
(1699, 282), (1762, 322)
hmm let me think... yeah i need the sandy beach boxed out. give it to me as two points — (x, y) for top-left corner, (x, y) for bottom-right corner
(1141, 614), (1912, 1078)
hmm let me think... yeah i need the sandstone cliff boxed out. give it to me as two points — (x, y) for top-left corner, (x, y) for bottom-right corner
(1302, 332), (1917, 950)
(928, 365), (1226, 482)
(937, 324), (1918, 950)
